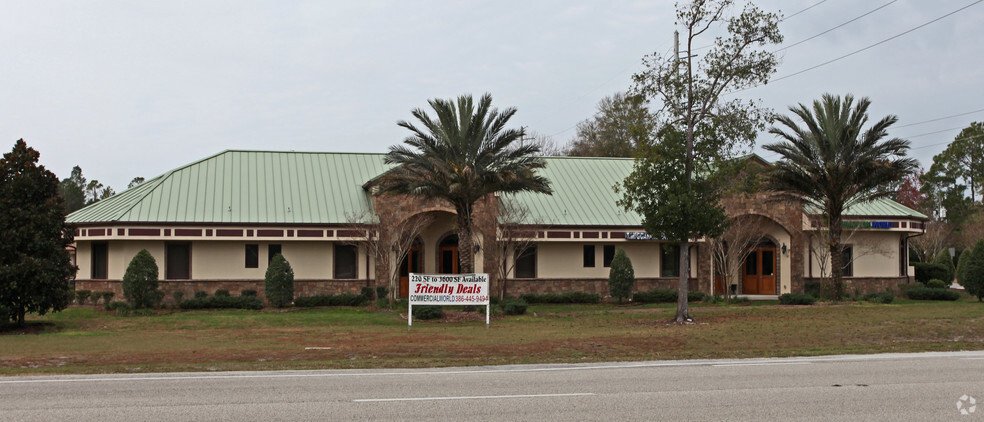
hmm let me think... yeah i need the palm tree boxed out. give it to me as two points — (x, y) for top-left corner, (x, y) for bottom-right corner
(764, 94), (918, 300)
(378, 93), (552, 273)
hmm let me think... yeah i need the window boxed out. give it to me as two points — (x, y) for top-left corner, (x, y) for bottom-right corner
(899, 238), (908, 276)
(583, 245), (595, 267)
(166, 243), (191, 280)
(661, 244), (680, 277)
(515, 246), (537, 278)
(91, 242), (108, 279)
(268, 244), (282, 264)
(245, 244), (259, 268)
(603, 245), (615, 267)
(334, 244), (357, 279)
(842, 245), (853, 277)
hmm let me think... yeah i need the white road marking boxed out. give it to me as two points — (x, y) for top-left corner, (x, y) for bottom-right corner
(304, 347), (332, 350)
(353, 393), (595, 402)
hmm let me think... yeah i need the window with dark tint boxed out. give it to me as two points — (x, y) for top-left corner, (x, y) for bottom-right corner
(745, 251), (757, 275)
(583, 245), (595, 267)
(166, 243), (191, 280)
(515, 246), (537, 278)
(603, 245), (615, 267)
(661, 244), (680, 277)
(91, 242), (108, 279)
(245, 244), (259, 268)
(899, 238), (907, 276)
(268, 244), (282, 264)
(842, 246), (853, 277)
(335, 244), (357, 279)
(761, 250), (774, 276)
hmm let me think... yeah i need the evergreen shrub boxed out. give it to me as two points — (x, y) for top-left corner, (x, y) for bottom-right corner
(265, 254), (294, 308)
(122, 249), (163, 309)
(778, 293), (816, 305)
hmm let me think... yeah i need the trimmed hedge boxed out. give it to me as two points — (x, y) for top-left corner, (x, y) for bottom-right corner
(501, 298), (528, 316)
(804, 281), (821, 299)
(904, 286), (962, 301)
(293, 293), (370, 307)
(778, 293), (816, 305)
(913, 262), (949, 285)
(926, 279), (947, 289)
(519, 291), (601, 304)
(412, 305), (443, 320)
(179, 296), (264, 310)
(863, 292), (895, 304)
(632, 289), (705, 304)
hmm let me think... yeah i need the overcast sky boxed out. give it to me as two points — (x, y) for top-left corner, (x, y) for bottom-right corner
(3, 1), (983, 190)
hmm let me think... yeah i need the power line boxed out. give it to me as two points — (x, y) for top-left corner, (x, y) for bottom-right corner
(895, 107), (984, 128)
(780, 0), (830, 22)
(768, 0), (984, 84)
(775, 1), (896, 53)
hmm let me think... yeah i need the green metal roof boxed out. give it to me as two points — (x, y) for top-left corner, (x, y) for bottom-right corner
(68, 150), (926, 226)
(67, 150), (392, 224)
(813, 198), (928, 219)
(506, 157), (640, 226)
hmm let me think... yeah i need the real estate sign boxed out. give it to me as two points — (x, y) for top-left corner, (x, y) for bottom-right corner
(408, 273), (489, 328)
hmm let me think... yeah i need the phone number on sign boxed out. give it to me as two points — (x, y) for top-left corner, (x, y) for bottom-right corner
(453, 295), (489, 303)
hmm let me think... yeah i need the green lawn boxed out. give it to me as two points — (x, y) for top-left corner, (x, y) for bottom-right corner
(2, 298), (983, 376)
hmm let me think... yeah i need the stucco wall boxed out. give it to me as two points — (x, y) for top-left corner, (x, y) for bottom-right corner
(76, 239), (369, 281)
(805, 231), (904, 278)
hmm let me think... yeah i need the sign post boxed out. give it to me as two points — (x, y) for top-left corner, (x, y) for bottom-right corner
(408, 273), (490, 330)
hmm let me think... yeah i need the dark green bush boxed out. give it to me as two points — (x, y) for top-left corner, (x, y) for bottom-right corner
(194, 291), (208, 299)
(240, 289), (257, 297)
(804, 281), (821, 298)
(913, 262), (949, 285)
(172, 291), (185, 303)
(75, 289), (92, 305)
(519, 291), (600, 304)
(926, 279), (947, 289)
(412, 305), (443, 320)
(376, 285), (388, 300)
(778, 293), (816, 305)
(294, 293), (370, 307)
(122, 249), (163, 309)
(214, 289), (230, 297)
(863, 292), (894, 304)
(179, 296), (263, 310)
(265, 254), (295, 308)
(687, 291), (706, 302)
(89, 291), (105, 305)
(632, 289), (677, 303)
(933, 249), (955, 285)
(963, 240), (984, 302)
(106, 301), (132, 315)
(101, 292), (115, 310)
(904, 286), (962, 301)
(501, 298), (528, 315)
(608, 248), (634, 303)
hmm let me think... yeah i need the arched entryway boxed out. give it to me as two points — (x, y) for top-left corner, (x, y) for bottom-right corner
(398, 239), (422, 298)
(742, 241), (777, 295)
(438, 234), (460, 274)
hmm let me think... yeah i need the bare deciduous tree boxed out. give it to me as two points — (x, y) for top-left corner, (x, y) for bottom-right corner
(480, 196), (539, 300)
(347, 212), (433, 305)
(709, 211), (766, 301)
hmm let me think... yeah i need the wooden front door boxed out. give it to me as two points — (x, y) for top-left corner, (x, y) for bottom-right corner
(398, 245), (421, 298)
(742, 246), (777, 295)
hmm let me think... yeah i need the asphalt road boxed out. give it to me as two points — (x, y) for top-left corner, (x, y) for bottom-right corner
(1, 351), (982, 421)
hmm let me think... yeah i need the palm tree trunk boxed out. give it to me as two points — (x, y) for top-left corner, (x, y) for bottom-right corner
(457, 212), (474, 273)
(828, 217), (844, 301)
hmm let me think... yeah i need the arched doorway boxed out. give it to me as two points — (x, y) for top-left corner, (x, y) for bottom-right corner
(398, 239), (422, 298)
(743, 241), (777, 295)
(438, 234), (459, 274)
